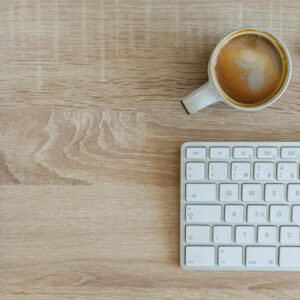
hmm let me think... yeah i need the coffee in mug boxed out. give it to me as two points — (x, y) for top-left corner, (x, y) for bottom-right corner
(182, 28), (291, 113)
(214, 33), (288, 107)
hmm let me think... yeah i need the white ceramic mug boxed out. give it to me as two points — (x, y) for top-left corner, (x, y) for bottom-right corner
(182, 28), (292, 114)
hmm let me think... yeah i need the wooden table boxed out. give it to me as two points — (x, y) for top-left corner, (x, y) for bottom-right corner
(1, 1), (300, 299)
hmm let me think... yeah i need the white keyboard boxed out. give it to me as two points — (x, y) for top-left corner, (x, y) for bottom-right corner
(180, 142), (300, 271)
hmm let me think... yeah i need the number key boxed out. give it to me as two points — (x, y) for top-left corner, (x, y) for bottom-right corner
(277, 163), (298, 181)
(254, 163), (274, 181)
(209, 162), (228, 180)
(231, 162), (251, 181)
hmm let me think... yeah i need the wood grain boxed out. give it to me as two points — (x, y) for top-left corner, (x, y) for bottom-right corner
(2, 185), (300, 300)
(0, 0), (300, 111)
(1, 0), (300, 299)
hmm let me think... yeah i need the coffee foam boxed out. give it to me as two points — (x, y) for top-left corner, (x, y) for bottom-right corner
(235, 49), (266, 92)
(214, 34), (283, 105)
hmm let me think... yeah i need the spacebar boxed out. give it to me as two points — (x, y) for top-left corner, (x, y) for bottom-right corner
(280, 247), (300, 267)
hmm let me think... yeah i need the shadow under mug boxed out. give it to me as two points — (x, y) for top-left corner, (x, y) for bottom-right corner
(182, 28), (292, 114)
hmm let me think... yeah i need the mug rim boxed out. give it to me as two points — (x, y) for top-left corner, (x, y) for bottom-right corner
(207, 27), (292, 111)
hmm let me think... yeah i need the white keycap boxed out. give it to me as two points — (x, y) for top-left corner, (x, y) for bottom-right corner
(233, 147), (254, 159)
(254, 163), (274, 181)
(210, 147), (230, 159)
(209, 162), (228, 180)
(186, 162), (205, 181)
(257, 226), (277, 244)
(257, 147), (278, 159)
(280, 226), (300, 244)
(186, 226), (210, 243)
(231, 162), (251, 181)
(218, 246), (242, 267)
(186, 184), (216, 202)
(225, 205), (244, 223)
(235, 226), (255, 243)
(292, 206), (300, 223)
(242, 184), (262, 201)
(213, 226), (232, 243)
(277, 163), (298, 181)
(265, 184), (285, 202)
(186, 205), (221, 223)
(269, 205), (289, 223)
(247, 205), (267, 223)
(281, 147), (300, 159)
(186, 147), (206, 159)
(279, 247), (300, 267)
(246, 247), (276, 267)
(186, 246), (215, 267)
(219, 184), (239, 202)
(288, 184), (300, 202)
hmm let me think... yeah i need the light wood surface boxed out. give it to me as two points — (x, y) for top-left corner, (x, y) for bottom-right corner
(1, 1), (300, 299)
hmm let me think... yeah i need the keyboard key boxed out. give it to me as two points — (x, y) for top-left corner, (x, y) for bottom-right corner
(279, 247), (300, 267)
(233, 147), (254, 159)
(280, 226), (300, 244)
(186, 205), (221, 223)
(292, 206), (300, 223)
(218, 246), (242, 267)
(219, 184), (239, 201)
(231, 162), (251, 181)
(209, 162), (228, 180)
(186, 147), (206, 159)
(270, 205), (289, 223)
(225, 205), (244, 223)
(257, 226), (277, 244)
(265, 184), (285, 202)
(213, 226), (232, 243)
(242, 184), (262, 201)
(288, 184), (300, 202)
(186, 162), (205, 181)
(246, 247), (276, 267)
(186, 184), (216, 202)
(186, 226), (210, 243)
(247, 205), (267, 223)
(277, 163), (298, 181)
(235, 226), (255, 243)
(186, 246), (215, 267)
(281, 147), (300, 159)
(254, 163), (274, 181)
(210, 147), (230, 159)
(257, 147), (278, 159)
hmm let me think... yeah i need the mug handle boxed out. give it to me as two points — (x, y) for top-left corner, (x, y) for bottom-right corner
(181, 81), (221, 114)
